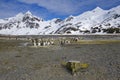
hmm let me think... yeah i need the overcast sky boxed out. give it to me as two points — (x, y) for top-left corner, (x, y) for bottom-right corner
(0, 0), (120, 20)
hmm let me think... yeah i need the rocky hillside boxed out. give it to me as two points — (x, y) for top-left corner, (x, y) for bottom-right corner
(0, 6), (120, 35)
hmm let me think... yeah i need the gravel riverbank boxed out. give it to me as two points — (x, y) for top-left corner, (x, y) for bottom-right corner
(0, 39), (120, 80)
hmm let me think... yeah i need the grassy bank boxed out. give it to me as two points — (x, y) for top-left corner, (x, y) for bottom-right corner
(77, 40), (120, 44)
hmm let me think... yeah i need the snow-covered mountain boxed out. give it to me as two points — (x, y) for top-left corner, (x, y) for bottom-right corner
(0, 6), (120, 35)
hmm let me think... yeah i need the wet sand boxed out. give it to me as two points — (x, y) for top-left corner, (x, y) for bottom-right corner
(0, 39), (120, 80)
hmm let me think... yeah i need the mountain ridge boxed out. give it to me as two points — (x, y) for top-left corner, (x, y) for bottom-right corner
(0, 6), (120, 35)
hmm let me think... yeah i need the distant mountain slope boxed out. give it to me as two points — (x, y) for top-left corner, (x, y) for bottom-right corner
(0, 6), (120, 35)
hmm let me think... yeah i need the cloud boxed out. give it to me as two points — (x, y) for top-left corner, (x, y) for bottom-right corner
(18, 0), (120, 15)
(96, 0), (120, 9)
(0, 0), (119, 19)
(0, 0), (29, 19)
(18, 0), (83, 15)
